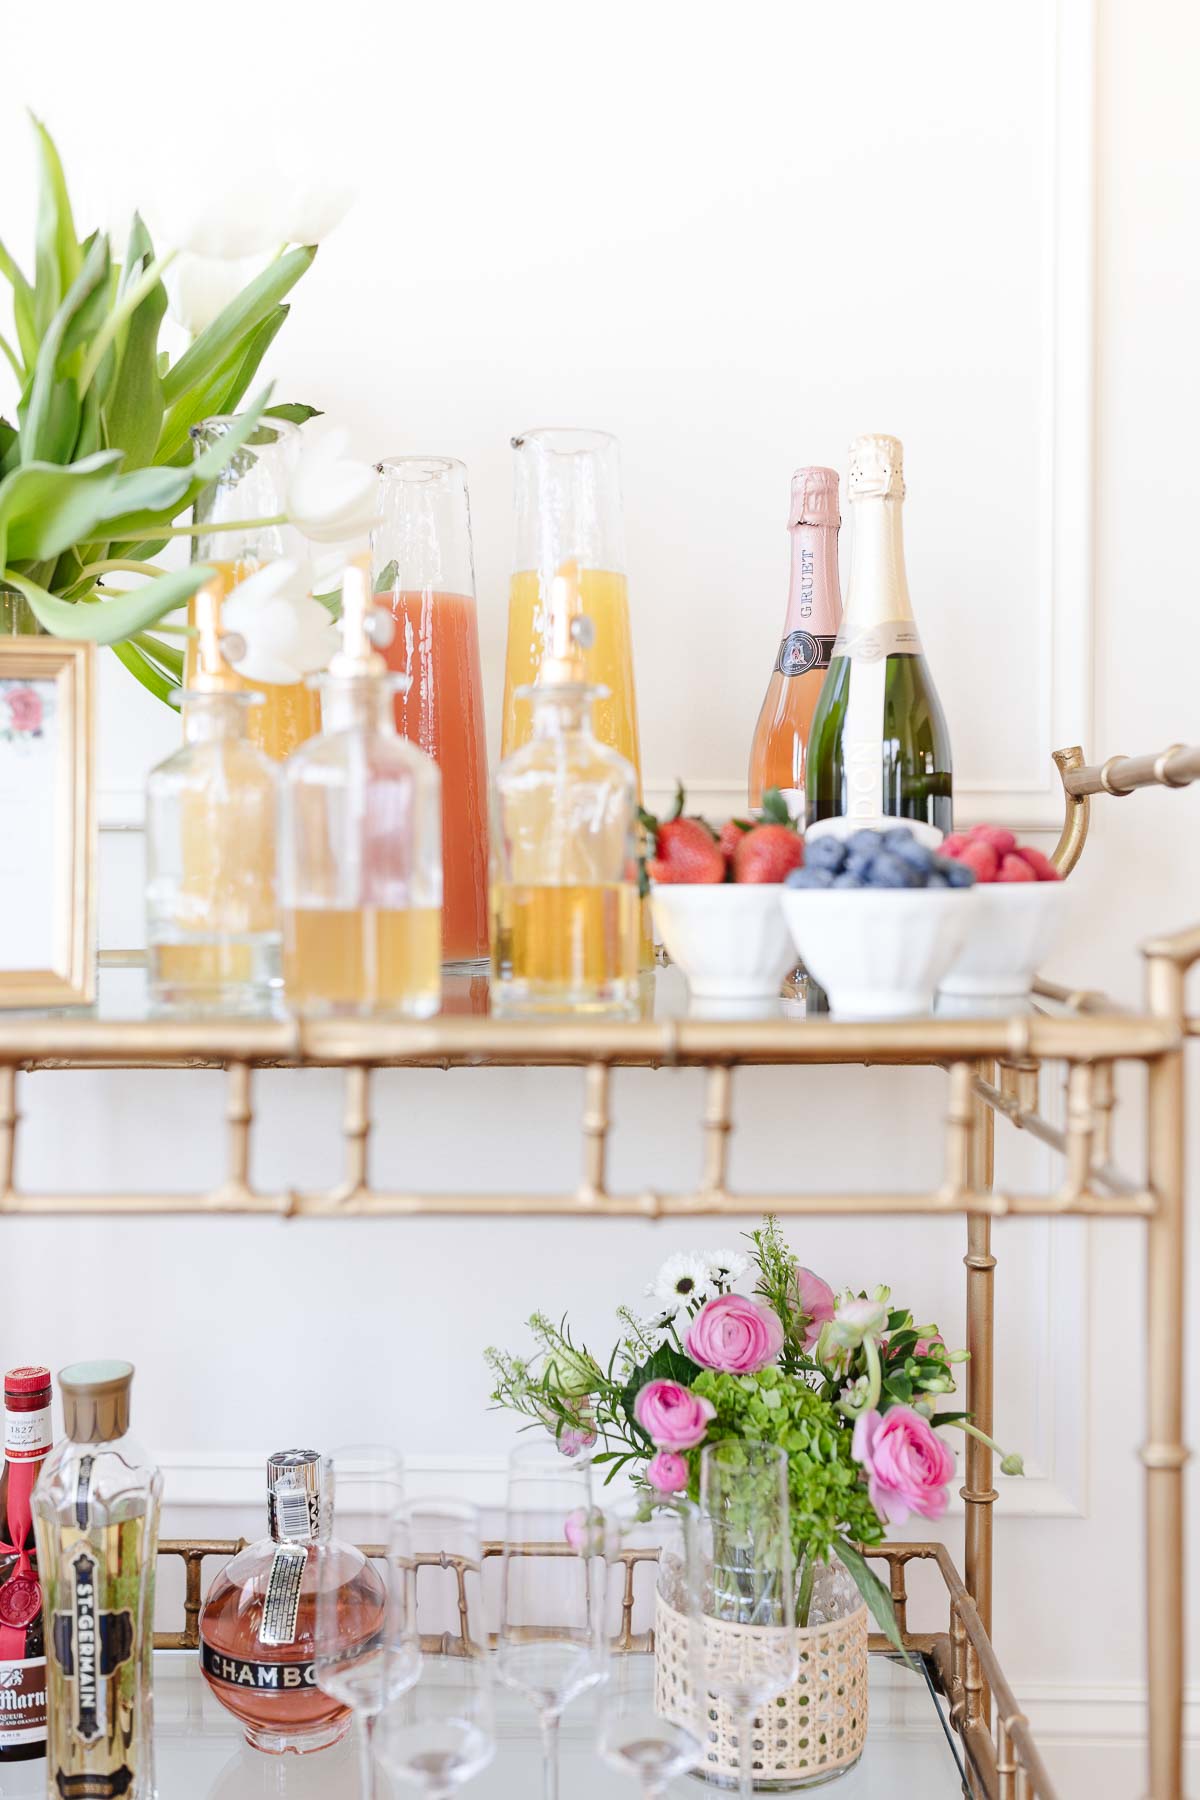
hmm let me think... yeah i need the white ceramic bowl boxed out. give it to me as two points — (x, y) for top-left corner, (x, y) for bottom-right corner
(650, 883), (796, 1000)
(780, 887), (975, 1018)
(940, 880), (1070, 998)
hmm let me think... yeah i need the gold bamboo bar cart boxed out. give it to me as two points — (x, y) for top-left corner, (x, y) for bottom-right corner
(1, 741), (1193, 1799)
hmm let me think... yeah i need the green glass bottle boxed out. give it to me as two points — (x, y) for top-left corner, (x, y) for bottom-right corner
(806, 434), (952, 841)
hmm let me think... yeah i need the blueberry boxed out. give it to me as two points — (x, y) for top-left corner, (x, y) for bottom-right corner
(925, 871), (949, 888)
(805, 836), (846, 871)
(845, 849), (877, 876)
(867, 851), (921, 888)
(785, 866), (835, 889)
(882, 826), (916, 848)
(847, 829), (885, 856)
(934, 857), (976, 888)
(887, 835), (935, 875)
(832, 871), (866, 888)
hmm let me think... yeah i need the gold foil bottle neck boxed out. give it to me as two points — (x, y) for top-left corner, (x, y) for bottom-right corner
(848, 434), (905, 502)
(59, 1359), (134, 1444)
(330, 557), (388, 678)
(189, 579), (242, 694)
(536, 570), (595, 685)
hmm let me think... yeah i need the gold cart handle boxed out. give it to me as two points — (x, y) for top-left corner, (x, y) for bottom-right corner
(1052, 741), (1200, 875)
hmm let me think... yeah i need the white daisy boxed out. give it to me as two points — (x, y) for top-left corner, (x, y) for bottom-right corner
(645, 1251), (713, 1316)
(703, 1247), (749, 1287)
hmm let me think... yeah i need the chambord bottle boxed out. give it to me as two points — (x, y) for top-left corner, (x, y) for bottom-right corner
(32, 1363), (161, 1800)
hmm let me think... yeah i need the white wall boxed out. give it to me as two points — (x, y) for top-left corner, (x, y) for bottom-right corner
(2, 2), (1197, 1794)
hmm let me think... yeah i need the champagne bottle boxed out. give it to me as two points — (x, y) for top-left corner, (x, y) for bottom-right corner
(747, 467), (842, 818)
(805, 434), (952, 841)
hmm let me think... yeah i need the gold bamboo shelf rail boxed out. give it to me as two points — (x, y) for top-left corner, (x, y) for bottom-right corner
(3, 738), (1196, 1798)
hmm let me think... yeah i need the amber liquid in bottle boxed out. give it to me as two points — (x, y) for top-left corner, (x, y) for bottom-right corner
(282, 907), (442, 1017)
(491, 883), (640, 1000)
(748, 468), (842, 817)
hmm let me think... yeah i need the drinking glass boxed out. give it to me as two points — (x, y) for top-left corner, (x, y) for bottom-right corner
(188, 415), (321, 760)
(700, 1441), (799, 1800)
(375, 1499), (495, 1799)
(597, 1495), (704, 1800)
(314, 1445), (411, 1798)
(373, 457), (490, 969)
(495, 1440), (609, 1800)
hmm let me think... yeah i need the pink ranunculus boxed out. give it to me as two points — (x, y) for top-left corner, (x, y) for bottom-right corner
(852, 1406), (956, 1526)
(914, 1334), (945, 1361)
(685, 1293), (784, 1374)
(563, 1507), (605, 1552)
(792, 1266), (836, 1348)
(646, 1451), (689, 1493)
(558, 1422), (597, 1458)
(6, 687), (42, 734)
(634, 1380), (715, 1451)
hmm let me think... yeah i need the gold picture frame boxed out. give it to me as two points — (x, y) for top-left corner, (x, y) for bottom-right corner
(0, 638), (95, 1007)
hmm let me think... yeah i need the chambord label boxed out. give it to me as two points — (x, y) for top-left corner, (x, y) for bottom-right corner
(201, 1641), (318, 1690)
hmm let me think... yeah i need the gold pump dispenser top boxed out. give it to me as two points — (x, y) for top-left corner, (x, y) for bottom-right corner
(188, 579), (242, 694)
(536, 570), (595, 686)
(329, 557), (388, 679)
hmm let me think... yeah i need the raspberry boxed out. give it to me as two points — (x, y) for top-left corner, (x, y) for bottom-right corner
(941, 833), (969, 856)
(970, 826), (1017, 855)
(997, 852), (1036, 882)
(1015, 845), (1061, 881)
(958, 842), (999, 883)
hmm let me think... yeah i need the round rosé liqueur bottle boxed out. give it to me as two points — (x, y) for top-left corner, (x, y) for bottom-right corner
(748, 467), (842, 817)
(0, 1367), (52, 1767)
(199, 1449), (386, 1755)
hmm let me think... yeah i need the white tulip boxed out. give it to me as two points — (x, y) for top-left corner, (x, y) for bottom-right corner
(286, 429), (380, 545)
(281, 179), (355, 246)
(143, 159), (287, 262)
(165, 253), (266, 338)
(221, 560), (339, 686)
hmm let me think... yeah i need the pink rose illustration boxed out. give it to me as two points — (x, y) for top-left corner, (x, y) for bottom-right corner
(646, 1451), (689, 1493)
(6, 687), (42, 734)
(852, 1406), (955, 1525)
(685, 1293), (784, 1374)
(633, 1379), (715, 1451)
(792, 1266), (837, 1348)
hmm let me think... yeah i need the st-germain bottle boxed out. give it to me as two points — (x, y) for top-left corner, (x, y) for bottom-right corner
(748, 466), (842, 816)
(32, 1362), (161, 1800)
(806, 434), (953, 841)
(0, 1366), (52, 1767)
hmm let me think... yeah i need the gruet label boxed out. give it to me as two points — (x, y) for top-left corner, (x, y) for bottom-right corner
(775, 631), (836, 678)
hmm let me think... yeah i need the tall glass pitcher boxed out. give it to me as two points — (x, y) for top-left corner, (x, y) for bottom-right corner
(374, 457), (490, 968)
(501, 428), (642, 791)
(187, 416), (322, 761)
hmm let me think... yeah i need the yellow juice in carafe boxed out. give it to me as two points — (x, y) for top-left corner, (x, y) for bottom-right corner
(282, 906), (442, 1017)
(491, 882), (639, 1009)
(501, 569), (642, 783)
(185, 561), (322, 760)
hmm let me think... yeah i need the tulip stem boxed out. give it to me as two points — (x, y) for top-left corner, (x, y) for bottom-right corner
(156, 513), (287, 536)
(78, 249), (178, 395)
(77, 559), (169, 582)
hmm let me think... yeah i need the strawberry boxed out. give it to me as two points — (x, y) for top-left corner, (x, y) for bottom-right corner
(997, 851), (1036, 882)
(1014, 845), (1061, 881)
(957, 841), (999, 883)
(718, 816), (752, 862)
(733, 823), (805, 884)
(640, 784), (725, 885)
(969, 825), (1017, 856)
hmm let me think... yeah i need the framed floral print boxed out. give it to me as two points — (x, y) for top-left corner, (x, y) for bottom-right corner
(0, 639), (95, 1006)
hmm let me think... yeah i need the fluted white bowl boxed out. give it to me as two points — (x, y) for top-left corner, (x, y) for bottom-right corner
(650, 883), (796, 1000)
(940, 880), (1069, 998)
(781, 887), (975, 1019)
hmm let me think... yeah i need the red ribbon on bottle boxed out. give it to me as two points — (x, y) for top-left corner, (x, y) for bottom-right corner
(0, 1454), (39, 1660)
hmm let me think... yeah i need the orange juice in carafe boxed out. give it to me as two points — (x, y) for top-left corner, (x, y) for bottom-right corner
(501, 566), (640, 779)
(183, 560), (321, 761)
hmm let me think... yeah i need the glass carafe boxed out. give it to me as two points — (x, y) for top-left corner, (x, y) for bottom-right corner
(374, 457), (489, 970)
(187, 416), (322, 761)
(501, 428), (642, 789)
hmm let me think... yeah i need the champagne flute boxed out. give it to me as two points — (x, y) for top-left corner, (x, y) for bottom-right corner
(375, 1499), (495, 1799)
(313, 1445), (412, 1799)
(495, 1440), (609, 1800)
(700, 1441), (799, 1800)
(596, 1495), (704, 1800)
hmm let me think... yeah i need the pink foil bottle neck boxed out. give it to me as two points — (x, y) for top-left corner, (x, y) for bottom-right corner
(789, 466), (840, 530)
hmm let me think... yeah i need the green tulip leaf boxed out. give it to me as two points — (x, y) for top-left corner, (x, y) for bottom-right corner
(264, 402), (322, 425)
(102, 216), (167, 467)
(31, 115), (82, 334)
(161, 246), (315, 408)
(218, 304), (288, 419)
(111, 636), (182, 709)
(0, 237), (37, 370)
(18, 233), (108, 464)
(0, 450), (122, 564)
(3, 563), (215, 644)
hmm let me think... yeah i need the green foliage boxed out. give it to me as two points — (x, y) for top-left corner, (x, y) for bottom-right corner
(0, 117), (317, 702)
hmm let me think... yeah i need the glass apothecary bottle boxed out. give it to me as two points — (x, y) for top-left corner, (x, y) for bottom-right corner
(280, 560), (443, 1018)
(501, 427), (642, 789)
(199, 1450), (387, 1756)
(188, 415), (321, 761)
(145, 581), (280, 1013)
(32, 1362), (161, 1800)
(492, 581), (640, 1017)
(374, 456), (490, 970)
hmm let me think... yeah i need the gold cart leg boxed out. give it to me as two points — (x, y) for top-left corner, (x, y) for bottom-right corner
(1143, 951), (1188, 1800)
(963, 1059), (997, 1728)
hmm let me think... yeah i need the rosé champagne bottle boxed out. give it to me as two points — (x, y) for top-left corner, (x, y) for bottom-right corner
(748, 468), (842, 819)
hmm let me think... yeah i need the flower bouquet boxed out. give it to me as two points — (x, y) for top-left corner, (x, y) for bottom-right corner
(488, 1219), (1022, 1782)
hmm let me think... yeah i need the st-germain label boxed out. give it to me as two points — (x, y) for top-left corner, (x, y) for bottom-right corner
(54, 1773), (134, 1798)
(50, 1547), (133, 1749)
(201, 1641), (317, 1691)
(776, 631), (836, 678)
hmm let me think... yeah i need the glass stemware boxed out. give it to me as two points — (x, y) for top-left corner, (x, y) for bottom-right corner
(700, 1441), (799, 1800)
(495, 1440), (609, 1800)
(313, 1445), (411, 1799)
(374, 1499), (495, 1799)
(597, 1495), (704, 1800)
